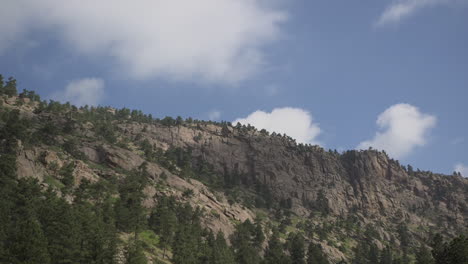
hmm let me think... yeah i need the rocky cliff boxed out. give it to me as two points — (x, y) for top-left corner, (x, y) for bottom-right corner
(2, 95), (467, 262)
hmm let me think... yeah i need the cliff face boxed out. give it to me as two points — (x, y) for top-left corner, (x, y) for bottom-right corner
(118, 122), (467, 233)
(4, 95), (468, 261)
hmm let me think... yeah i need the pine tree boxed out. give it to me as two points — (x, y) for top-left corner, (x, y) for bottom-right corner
(126, 240), (148, 264)
(416, 244), (434, 264)
(4, 77), (17, 96)
(307, 243), (329, 264)
(290, 233), (305, 264)
(211, 231), (235, 264)
(7, 214), (51, 264)
(7, 180), (51, 264)
(38, 191), (79, 263)
(172, 225), (200, 264)
(254, 221), (265, 247)
(264, 229), (290, 264)
(379, 246), (393, 264)
(431, 233), (446, 262)
(231, 220), (260, 264)
(149, 203), (177, 259)
(115, 169), (148, 232)
(369, 244), (380, 264)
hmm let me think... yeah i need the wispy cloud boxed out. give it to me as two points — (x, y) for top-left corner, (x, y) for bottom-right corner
(357, 104), (436, 159)
(51, 78), (104, 106)
(233, 107), (321, 145)
(0, 0), (287, 85)
(376, 0), (452, 27)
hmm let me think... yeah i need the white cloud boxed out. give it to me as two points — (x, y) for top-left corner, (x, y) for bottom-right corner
(376, 0), (452, 27)
(0, 0), (287, 84)
(52, 78), (104, 106)
(357, 104), (436, 158)
(454, 163), (468, 177)
(233, 107), (321, 144)
(208, 110), (221, 121)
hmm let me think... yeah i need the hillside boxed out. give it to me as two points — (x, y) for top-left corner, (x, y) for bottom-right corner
(0, 78), (467, 264)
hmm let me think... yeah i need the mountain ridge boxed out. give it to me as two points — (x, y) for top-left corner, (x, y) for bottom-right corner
(0, 82), (467, 263)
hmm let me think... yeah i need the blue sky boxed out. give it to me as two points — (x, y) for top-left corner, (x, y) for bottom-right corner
(0, 0), (467, 176)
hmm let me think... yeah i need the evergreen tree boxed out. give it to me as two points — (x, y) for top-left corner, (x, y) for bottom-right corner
(352, 242), (369, 264)
(416, 244), (434, 264)
(264, 229), (290, 264)
(231, 220), (260, 264)
(432, 235), (468, 264)
(307, 243), (329, 264)
(126, 241), (148, 264)
(369, 244), (380, 264)
(4, 77), (17, 96)
(290, 233), (305, 264)
(115, 169), (148, 232)
(38, 190), (79, 264)
(172, 225), (200, 264)
(431, 233), (445, 262)
(379, 246), (393, 264)
(254, 221), (265, 247)
(444, 235), (468, 264)
(211, 231), (235, 264)
(7, 214), (51, 264)
(149, 200), (177, 259)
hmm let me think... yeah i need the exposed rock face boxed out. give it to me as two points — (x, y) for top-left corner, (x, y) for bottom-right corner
(118, 122), (468, 236)
(17, 149), (46, 180)
(6, 96), (468, 261)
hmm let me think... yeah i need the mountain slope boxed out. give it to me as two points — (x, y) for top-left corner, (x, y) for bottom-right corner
(0, 83), (467, 263)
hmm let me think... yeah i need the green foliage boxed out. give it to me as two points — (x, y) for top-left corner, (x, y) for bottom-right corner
(307, 243), (329, 264)
(63, 138), (86, 160)
(3, 77), (17, 96)
(19, 89), (41, 102)
(95, 121), (118, 143)
(149, 197), (177, 259)
(379, 246), (393, 264)
(230, 219), (261, 264)
(126, 240), (148, 264)
(7, 214), (51, 263)
(431, 234), (468, 264)
(416, 244), (434, 264)
(59, 161), (75, 191)
(115, 169), (149, 232)
(182, 188), (194, 198)
(264, 228), (290, 264)
(139, 230), (160, 249)
(211, 231), (235, 264)
(289, 233), (305, 264)
(1, 77), (467, 264)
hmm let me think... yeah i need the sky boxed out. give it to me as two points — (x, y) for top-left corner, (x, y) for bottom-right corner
(0, 0), (467, 176)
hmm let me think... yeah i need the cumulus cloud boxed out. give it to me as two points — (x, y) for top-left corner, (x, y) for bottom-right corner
(208, 110), (221, 121)
(233, 107), (321, 144)
(376, 0), (452, 27)
(51, 78), (104, 106)
(454, 163), (468, 177)
(357, 104), (436, 158)
(0, 0), (286, 84)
